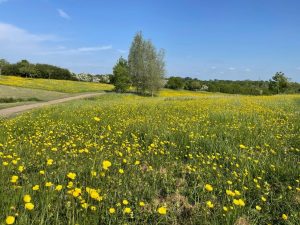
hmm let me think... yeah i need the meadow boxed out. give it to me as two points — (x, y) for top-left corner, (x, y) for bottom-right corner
(0, 93), (299, 225)
(0, 85), (74, 110)
(0, 76), (113, 93)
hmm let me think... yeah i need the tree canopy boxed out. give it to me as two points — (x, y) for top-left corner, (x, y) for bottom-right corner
(128, 32), (165, 96)
(112, 57), (131, 92)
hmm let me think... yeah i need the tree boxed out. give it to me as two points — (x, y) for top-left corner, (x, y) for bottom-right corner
(166, 76), (185, 89)
(269, 72), (289, 94)
(128, 32), (165, 96)
(112, 57), (131, 92)
(19, 64), (37, 78)
(0, 59), (9, 76)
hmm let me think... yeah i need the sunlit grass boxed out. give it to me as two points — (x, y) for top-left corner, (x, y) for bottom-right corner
(0, 76), (114, 93)
(0, 93), (299, 224)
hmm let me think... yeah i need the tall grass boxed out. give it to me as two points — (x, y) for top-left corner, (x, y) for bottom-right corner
(0, 93), (299, 224)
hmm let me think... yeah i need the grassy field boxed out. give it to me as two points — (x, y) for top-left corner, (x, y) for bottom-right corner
(0, 76), (114, 93)
(0, 93), (299, 224)
(0, 85), (74, 109)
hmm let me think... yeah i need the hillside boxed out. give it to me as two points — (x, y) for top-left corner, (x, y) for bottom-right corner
(0, 76), (114, 93)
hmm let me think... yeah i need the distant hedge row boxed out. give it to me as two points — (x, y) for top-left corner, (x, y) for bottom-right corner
(165, 75), (300, 95)
(0, 59), (76, 81)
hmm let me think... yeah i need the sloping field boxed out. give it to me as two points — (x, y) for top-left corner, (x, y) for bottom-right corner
(0, 85), (73, 110)
(0, 93), (299, 224)
(0, 76), (114, 93)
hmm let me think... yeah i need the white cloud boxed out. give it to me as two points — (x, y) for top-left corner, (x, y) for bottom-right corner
(57, 9), (71, 20)
(39, 45), (112, 55)
(0, 22), (58, 43)
(0, 22), (115, 74)
(228, 67), (236, 71)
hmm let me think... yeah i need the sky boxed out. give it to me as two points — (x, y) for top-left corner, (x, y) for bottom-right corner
(0, 0), (300, 81)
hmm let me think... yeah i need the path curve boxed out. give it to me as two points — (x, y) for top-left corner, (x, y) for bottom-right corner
(0, 92), (105, 117)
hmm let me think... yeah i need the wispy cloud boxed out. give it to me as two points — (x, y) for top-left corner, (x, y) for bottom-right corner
(57, 9), (71, 20)
(296, 67), (300, 70)
(39, 45), (112, 55)
(0, 22), (59, 43)
(228, 67), (236, 71)
(245, 68), (251, 72)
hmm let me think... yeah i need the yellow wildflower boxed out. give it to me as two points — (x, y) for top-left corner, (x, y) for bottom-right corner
(5, 216), (15, 224)
(109, 208), (116, 214)
(25, 202), (34, 210)
(158, 206), (167, 215)
(23, 195), (31, 203)
(102, 160), (112, 170)
(205, 184), (213, 192)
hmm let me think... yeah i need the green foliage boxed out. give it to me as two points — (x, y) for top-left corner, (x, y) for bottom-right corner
(0, 59), (9, 75)
(165, 77), (185, 89)
(269, 72), (290, 94)
(165, 76), (300, 95)
(112, 57), (131, 92)
(128, 32), (165, 96)
(1, 59), (76, 81)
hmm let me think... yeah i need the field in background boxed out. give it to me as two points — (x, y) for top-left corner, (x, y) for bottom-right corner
(158, 88), (215, 97)
(0, 93), (299, 224)
(0, 76), (114, 93)
(0, 85), (74, 109)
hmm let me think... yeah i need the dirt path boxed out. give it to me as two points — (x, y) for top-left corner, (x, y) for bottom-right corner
(0, 92), (105, 117)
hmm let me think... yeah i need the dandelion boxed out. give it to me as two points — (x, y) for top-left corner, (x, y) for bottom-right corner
(94, 117), (101, 122)
(233, 199), (245, 207)
(10, 175), (18, 183)
(206, 201), (214, 208)
(205, 184), (213, 192)
(18, 166), (24, 172)
(123, 207), (132, 214)
(46, 159), (53, 165)
(67, 172), (76, 180)
(32, 185), (39, 191)
(5, 216), (15, 224)
(23, 195), (31, 203)
(226, 190), (235, 197)
(256, 205), (262, 211)
(239, 144), (247, 149)
(25, 202), (34, 210)
(223, 206), (228, 212)
(109, 208), (116, 214)
(282, 214), (288, 220)
(122, 200), (129, 205)
(102, 160), (112, 170)
(45, 182), (53, 187)
(158, 206), (167, 215)
(119, 169), (124, 174)
(139, 201), (145, 207)
(55, 185), (63, 191)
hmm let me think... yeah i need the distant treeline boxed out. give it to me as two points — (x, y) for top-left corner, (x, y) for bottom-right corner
(0, 59), (76, 80)
(165, 75), (300, 95)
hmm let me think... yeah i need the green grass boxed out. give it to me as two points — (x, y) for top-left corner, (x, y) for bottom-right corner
(0, 93), (299, 224)
(0, 85), (74, 109)
(0, 75), (114, 93)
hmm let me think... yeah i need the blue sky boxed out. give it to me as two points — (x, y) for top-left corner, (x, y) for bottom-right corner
(0, 0), (300, 81)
